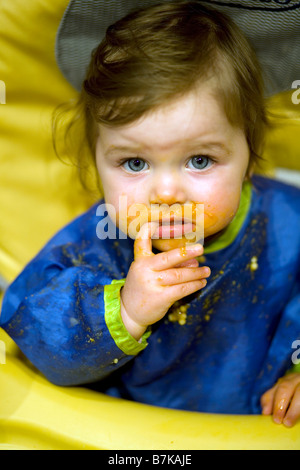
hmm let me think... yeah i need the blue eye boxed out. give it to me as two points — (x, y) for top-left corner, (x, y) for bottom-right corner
(187, 155), (212, 170)
(123, 158), (148, 173)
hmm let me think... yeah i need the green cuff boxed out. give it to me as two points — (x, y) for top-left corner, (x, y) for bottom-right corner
(104, 279), (151, 355)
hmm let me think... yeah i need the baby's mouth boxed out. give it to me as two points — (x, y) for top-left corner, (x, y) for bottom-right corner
(153, 217), (195, 239)
(123, 202), (204, 241)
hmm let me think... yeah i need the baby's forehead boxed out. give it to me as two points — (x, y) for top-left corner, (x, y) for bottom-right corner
(98, 86), (235, 149)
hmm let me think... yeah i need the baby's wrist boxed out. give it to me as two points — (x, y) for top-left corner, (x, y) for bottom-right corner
(120, 294), (147, 341)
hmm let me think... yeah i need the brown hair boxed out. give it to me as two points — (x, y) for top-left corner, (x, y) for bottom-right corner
(53, 1), (268, 191)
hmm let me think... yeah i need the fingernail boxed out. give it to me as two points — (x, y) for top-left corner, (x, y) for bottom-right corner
(283, 418), (292, 427)
(185, 244), (203, 252)
(273, 416), (282, 424)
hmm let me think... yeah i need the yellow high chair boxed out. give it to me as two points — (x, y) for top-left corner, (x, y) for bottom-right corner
(0, 0), (300, 450)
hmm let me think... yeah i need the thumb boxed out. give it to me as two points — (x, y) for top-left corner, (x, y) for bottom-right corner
(134, 222), (159, 260)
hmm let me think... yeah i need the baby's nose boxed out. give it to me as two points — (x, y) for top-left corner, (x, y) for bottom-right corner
(150, 173), (187, 205)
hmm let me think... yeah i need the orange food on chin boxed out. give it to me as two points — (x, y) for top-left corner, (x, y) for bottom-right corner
(152, 237), (197, 252)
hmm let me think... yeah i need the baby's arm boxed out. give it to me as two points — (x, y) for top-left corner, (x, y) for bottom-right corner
(261, 372), (300, 427)
(0, 260), (135, 386)
(0, 220), (210, 388)
(121, 222), (210, 340)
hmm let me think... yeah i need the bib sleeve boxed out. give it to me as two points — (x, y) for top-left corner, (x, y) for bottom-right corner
(0, 240), (150, 386)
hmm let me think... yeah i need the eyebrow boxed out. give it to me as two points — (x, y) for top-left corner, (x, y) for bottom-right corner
(184, 141), (232, 156)
(104, 141), (232, 158)
(104, 145), (145, 157)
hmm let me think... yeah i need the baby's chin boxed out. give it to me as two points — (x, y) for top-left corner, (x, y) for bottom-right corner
(151, 237), (198, 252)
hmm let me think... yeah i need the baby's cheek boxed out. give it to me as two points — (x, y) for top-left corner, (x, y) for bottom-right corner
(203, 210), (219, 234)
(203, 191), (241, 237)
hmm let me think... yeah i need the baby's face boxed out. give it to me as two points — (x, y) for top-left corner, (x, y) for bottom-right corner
(95, 83), (249, 251)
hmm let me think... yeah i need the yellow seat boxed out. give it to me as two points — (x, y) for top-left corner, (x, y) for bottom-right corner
(1, 328), (299, 450)
(0, 0), (299, 450)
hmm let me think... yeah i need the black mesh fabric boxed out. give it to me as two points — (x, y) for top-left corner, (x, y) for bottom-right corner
(55, 0), (300, 95)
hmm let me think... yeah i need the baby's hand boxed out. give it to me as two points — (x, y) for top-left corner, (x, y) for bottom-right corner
(261, 372), (300, 427)
(120, 222), (210, 340)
